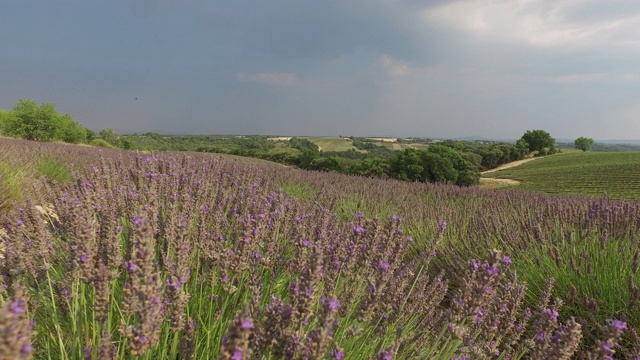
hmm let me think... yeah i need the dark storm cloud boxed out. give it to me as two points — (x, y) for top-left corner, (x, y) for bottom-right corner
(2, 0), (640, 139)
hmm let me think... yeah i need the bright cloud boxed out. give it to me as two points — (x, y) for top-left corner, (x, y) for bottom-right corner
(422, 0), (640, 49)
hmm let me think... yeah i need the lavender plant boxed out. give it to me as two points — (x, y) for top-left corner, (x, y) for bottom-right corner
(0, 138), (639, 358)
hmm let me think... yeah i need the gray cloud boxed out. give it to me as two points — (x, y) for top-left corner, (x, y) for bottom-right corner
(2, 0), (640, 139)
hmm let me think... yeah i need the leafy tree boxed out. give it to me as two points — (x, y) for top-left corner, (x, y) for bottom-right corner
(519, 130), (556, 156)
(59, 114), (87, 143)
(514, 138), (529, 158)
(421, 152), (457, 183)
(99, 128), (121, 147)
(1, 99), (87, 143)
(0, 109), (8, 132)
(348, 158), (390, 178)
(295, 147), (320, 169)
(3, 99), (58, 141)
(389, 148), (425, 182)
(85, 128), (97, 143)
(308, 156), (346, 173)
(574, 137), (595, 152)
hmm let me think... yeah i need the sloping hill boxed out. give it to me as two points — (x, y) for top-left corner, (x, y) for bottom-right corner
(482, 152), (640, 199)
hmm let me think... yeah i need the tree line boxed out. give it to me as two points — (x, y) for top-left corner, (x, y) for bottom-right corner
(1, 98), (600, 187)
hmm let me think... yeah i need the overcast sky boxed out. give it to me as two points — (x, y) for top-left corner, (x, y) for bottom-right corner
(2, 0), (640, 139)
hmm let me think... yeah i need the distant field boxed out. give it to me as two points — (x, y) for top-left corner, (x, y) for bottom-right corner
(374, 142), (430, 151)
(482, 152), (640, 199)
(305, 137), (361, 152)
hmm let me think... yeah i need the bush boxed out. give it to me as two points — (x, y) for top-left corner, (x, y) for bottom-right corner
(90, 139), (113, 148)
(1, 99), (87, 143)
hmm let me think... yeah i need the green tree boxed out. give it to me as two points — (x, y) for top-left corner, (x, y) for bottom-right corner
(1, 99), (87, 143)
(99, 128), (120, 147)
(421, 152), (457, 183)
(515, 138), (529, 158)
(0, 109), (7, 132)
(574, 137), (595, 152)
(3, 99), (58, 141)
(520, 129), (556, 156)
(59, 114), (87, 143)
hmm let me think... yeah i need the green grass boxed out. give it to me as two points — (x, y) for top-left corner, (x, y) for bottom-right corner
(306, 137), (361, 152)
(482, 152), (640, 199)
(36, 157), (73, 183)
(0, 160), (27, 211)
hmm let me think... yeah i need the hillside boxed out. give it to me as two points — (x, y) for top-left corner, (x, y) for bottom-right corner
(482, 151), (640, 199)
(3, 138), (640, 358)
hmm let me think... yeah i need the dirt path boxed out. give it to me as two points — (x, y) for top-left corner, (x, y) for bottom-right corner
(481, 157), (542, 175)
(479, 156), (543, 187)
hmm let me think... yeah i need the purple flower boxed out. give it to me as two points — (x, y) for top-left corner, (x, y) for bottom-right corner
(353, 225), (365, 235)
(486, 266), (499, 276)
(221, 275), (229, 283)
(542, 308), (559, 320)
(138, 336), (148, 344)
(380, 350), (393, 360)
(21, 342), (33, 355)
(132, 216), (142, 227)
(328, 298), (341, 311)
(536, 331), (545, 341)
(378, 261), (390, 271)
(124, 261), (138, 272)
(331, 349), (345, 360)
(439, 221), (447, 232)
(240, 318), (253, 331)
(609, 319), (627, 331)
(79, 254), (87, 263)
(231, 349), (243, 360)
(10, 300), (26, 315)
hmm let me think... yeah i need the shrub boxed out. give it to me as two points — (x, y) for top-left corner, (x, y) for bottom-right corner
(90, 139), (114, 148)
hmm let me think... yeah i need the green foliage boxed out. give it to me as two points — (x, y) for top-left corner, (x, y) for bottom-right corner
(1, 99), (87, 143)
(289, 137), (319, 152)
(348, 158), (390, 178)
(389, 146), (479, 185)
(35, 157), (72, 183)
(58, 114), (87, 143)
(99, 128), (120, 146)
(0, 109), (8, 132)
(574, 137), (595, 152)
(0, 160), (27, 213)
(308, 156), (347, 172)
(519, 129), (557, 156)
(422, 152), (457, 183)
(90, 138), (114, 148)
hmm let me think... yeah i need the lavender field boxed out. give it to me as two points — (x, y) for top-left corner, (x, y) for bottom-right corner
(1, 137), (640, 359)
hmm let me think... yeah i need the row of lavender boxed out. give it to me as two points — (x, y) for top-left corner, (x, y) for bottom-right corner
(0, 138), (637, 358)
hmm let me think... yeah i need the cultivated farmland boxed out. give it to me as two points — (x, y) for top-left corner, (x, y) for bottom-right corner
(482, 152), (640, 199)
(1, 137), (640, 359)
